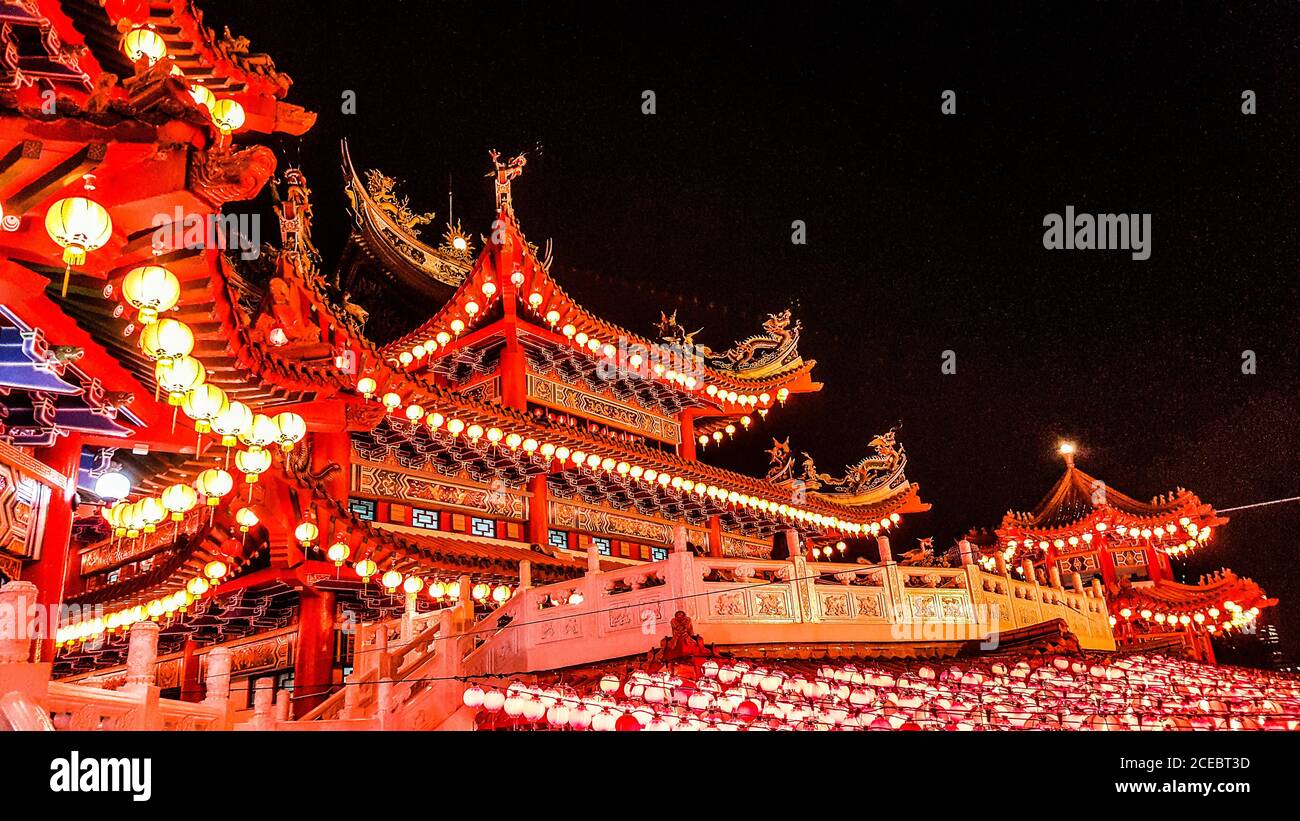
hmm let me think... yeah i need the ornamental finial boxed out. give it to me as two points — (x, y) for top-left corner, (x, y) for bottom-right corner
(487, 149), (527, 218)
(1058, 441), (1076, 468)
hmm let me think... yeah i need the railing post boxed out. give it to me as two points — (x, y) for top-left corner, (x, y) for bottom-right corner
(1048, 564), (1063, 590)
(877, 535), (904, 624)
(519, 560), (531, 590)
(958, 539), (974, 566)
(275, 689), (292, 722)
(124, 620), (159, 692)
(1071, 571), (1085, 595)
(251, 676), (275, 728)
(0, 581), (38, 664)
(401, 591), (419, 642)
(202, 647), (232, 707)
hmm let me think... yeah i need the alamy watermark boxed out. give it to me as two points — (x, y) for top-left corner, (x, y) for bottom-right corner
(151, 207), (261, 260)
(1043, 206), (1151, 260)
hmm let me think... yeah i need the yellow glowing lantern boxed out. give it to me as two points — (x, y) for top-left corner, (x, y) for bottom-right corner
(194, 468), (233, 505)
(211, 400), (252, 447)
(45, 197), (113, 297)
(492, 585), (511, 604)
(161, 483), (197, 521)
(294, 521), (319, 547)
(427, 581), (447, 599)
(272, 411), (306, 451)
(121, 26), (166, 65)
(326, 542), (351, 567)
(186, 577), (210, 597)
(381, 392), (402, 413)
(210, 99), (246, 134)
(426, 412), (444, 431)
(405, 404), (425, 422)
(182, 384), (228, 433)
(155, 355), (205, 405)
(189, 83), (216, 112)
(381, 570), (403, 591)
(403, 576), (424, 595)
(137, 496), (165, 533)
(355, 559), (378, 582)
(472, 583), (490, 601)
(356, 377), (377, 398)
(446, 418), (465, 436)
(234, 448), (272, 483)
(238, 413), (279, 452)
(203, 559), (228, 583)
(235, 507), (259, 533)
(121, 265), (180, 324)
(139, 318), (194, 361)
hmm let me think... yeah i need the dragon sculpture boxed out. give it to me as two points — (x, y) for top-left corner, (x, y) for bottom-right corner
(363, 169), (437, 237)
(656, 308), (803, 377)
(774, 428), (910, 502)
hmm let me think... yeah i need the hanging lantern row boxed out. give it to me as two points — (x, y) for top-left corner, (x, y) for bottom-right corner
(350, 378), (885, 537)
(1112, 600), (1261, 635)
(358, 564), (513, 605)
(1000, 514), (1215, 567)
(54, 570), (219, 649)
(385, 275), (790, 414)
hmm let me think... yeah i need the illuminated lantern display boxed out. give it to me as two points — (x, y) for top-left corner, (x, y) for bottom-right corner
(155, 355), (206, 405)
(139, 318), (194, 362)
(182, 384), (229, 434)
(194, 468), (233, 506)
(44, 197), (112, 297)
(238, 414), (280, 452)
(235, 507), (259, 533)
(273, 412), (307, 451)
(161, 483), (198, 521)
(203, 559), (228, 583)
(94, 471), (131, 502)
(212, 401), (253, 447)
(121, 265), (180, 324)
(189, 83), (217, 112)
(381, 570), (403, 592)
(210, 99), (246, 134)
(326, 542), (351, 567)
(354, 559), (378, 583)
(294, 521), (319, 547)
(136, 496), (165, 533)
(356, 377), (377, 398)
(234, 448), (272, 483)
(121, 25), (166, 65)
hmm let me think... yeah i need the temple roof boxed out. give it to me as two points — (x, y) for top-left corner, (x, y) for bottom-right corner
(999, 458), (1226, 535)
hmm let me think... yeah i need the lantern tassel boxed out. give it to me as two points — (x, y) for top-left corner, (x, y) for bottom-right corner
(60, 262), (71, 298)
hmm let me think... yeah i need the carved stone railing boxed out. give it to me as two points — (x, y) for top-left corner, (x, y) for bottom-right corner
(0, 583), (234, 731)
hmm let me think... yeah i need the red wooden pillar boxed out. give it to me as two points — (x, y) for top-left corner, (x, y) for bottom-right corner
(25, 432), (82, 663)
(678, 408), (698, 461)
(527, 473), (549, 546)
(179, 638), (202, 702)
(293, 588), (337, 715)
(708, 515), (723, 558)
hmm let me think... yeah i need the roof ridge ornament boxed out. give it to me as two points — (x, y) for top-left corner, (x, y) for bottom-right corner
(488, 149), (527, 219)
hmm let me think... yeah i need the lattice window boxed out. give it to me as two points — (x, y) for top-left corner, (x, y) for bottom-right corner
(592, 536), (612, 556)
(471, 517), (497, 538)
(411, 508), (439, 530)
(650, 546), (668, 562)
(548, 529), (569, 550)
(349, 498), (376, 521)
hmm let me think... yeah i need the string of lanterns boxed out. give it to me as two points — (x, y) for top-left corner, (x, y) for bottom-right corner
(385, 274), (792, 417)
(352, 376), (887, 538)
(1112, 600), (1261, 635)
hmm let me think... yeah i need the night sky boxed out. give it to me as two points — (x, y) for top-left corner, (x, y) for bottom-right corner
(215, 2), (1298, 662)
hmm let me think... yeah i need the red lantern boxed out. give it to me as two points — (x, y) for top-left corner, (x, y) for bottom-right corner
(614, 713), (642, 732)
(735, 699), (760, 722)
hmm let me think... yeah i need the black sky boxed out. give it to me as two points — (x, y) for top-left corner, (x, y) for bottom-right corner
(212, 1), (1299, 661)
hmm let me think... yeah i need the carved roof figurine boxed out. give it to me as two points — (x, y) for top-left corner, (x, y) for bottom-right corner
(273, 168), (321, 264)
(765, 437), (794, 483)
(364, 169), (436, 237)
(655, 310), (715, 357)
(487, 148), (527, 218)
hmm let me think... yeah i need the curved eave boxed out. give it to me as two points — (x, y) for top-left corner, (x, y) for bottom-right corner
(342, 141), (469, 295)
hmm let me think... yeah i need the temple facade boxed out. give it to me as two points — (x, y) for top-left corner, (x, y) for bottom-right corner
(0, 1), (1288, 732)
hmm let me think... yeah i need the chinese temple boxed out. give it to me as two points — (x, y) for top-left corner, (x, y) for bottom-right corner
(966, 443), (1276, 664)
(0, 1), (1292, 732)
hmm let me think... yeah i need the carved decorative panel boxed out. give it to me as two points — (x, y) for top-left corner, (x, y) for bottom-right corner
(527, 374), (681, 444)
(355, 462), (525, 520)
